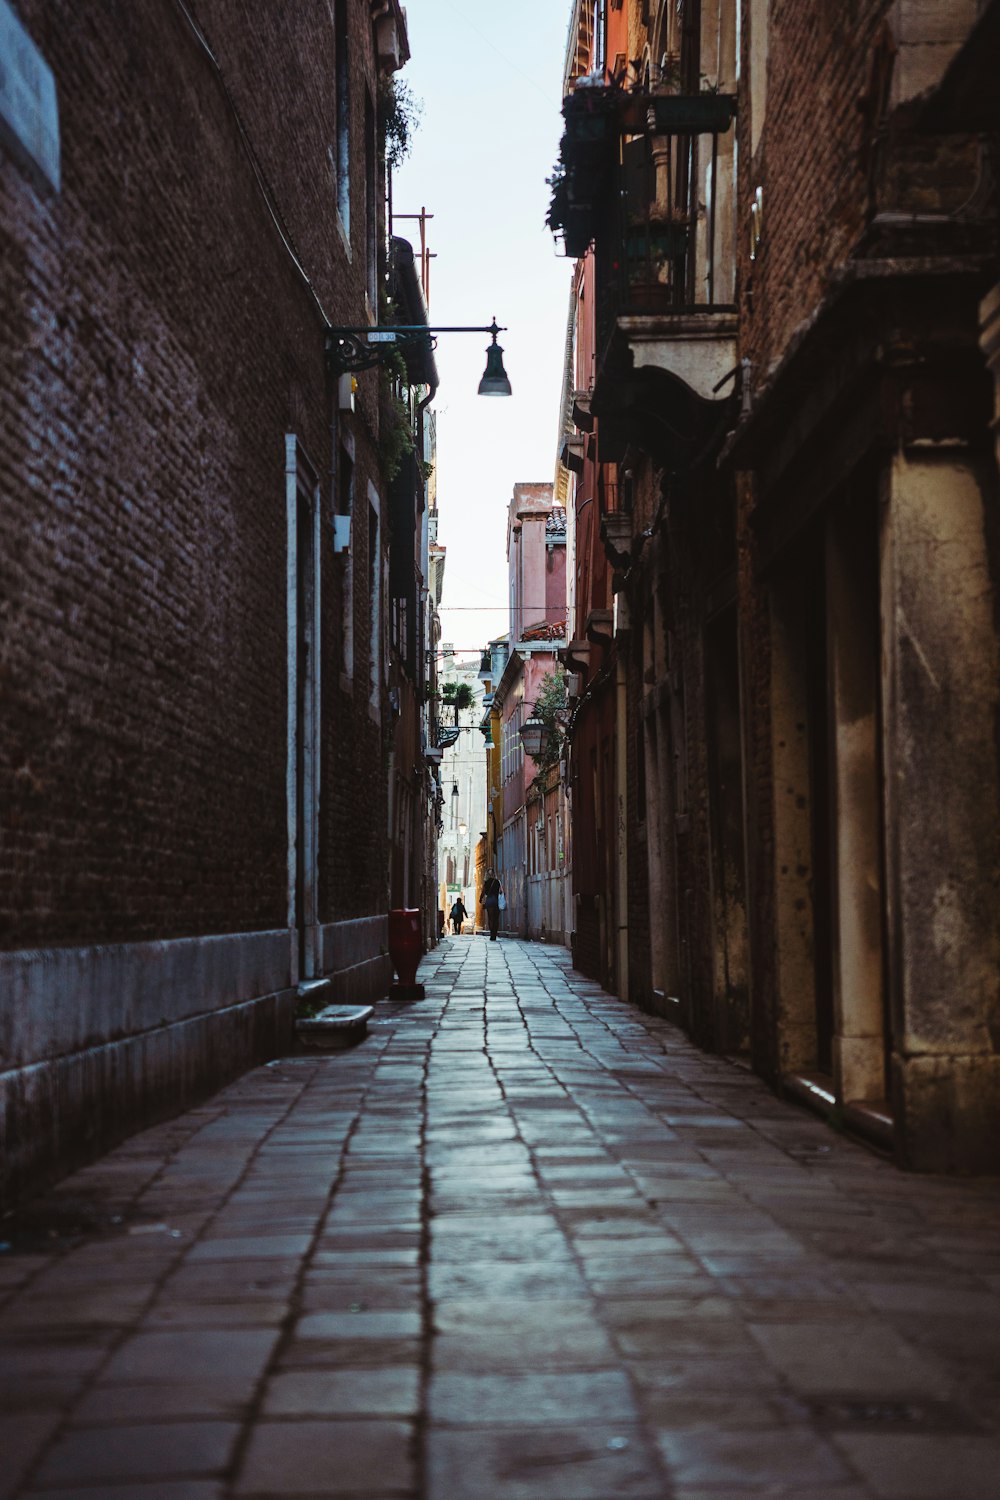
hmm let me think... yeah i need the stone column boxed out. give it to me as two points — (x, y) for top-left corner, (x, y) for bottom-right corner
(826, 509), (887, 1106)
(881, 452), (1000, 1172)
(616, 653), (630, 1000)
(642, 599), (668, 1001)
(767, 572), (818, 1075)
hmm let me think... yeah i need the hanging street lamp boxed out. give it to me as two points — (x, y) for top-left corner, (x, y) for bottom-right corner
(476, 323), (513, 397)
(327, 320), (512, 395)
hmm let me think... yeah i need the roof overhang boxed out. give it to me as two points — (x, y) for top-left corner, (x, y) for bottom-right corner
(371, 0), (410, 74)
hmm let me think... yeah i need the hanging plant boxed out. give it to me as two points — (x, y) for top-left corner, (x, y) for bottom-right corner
(529, 669), (569, 777)
(377, 347), (417, 483)
(378, 393), (416, 483)
(379, 75), (423, 172)
(545, 160), (569, 233)
(442, 681), (474, 725)
(545, 154), (601, 255)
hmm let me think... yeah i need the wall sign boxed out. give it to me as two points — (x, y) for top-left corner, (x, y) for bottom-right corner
(0, 0), (60, 192)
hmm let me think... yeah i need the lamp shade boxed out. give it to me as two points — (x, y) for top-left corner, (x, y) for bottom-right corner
(519, 715), (546, 760)
(478, 327), (512, 397)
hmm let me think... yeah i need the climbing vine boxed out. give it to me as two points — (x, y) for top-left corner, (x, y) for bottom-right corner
(379, 75), (423, 173)
(530, 668), (569, 776)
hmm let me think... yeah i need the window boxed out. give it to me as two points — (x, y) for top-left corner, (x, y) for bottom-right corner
(335, 0), (350, 237)
(392, 597), (406, 660)
(501, 700), (524, 785)
(365, 88), (377, 306)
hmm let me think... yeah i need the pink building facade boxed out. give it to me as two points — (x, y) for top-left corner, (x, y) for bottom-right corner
(492, 487), (569, 939)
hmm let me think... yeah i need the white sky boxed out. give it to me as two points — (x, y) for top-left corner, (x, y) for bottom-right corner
(392, 1), (572, 661)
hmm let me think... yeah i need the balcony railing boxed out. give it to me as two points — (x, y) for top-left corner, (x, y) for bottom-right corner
(548, 85), (737, 344)
(602, 101), (736, 356)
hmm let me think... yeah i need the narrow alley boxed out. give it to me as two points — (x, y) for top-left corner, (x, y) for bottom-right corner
(3, 939), (1000, 1500)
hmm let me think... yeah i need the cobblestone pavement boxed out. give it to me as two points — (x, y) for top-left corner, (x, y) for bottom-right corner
(3, 938), (1000, 1499)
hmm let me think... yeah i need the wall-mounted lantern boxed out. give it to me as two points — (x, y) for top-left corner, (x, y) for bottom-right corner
(519, 715), (547, 761)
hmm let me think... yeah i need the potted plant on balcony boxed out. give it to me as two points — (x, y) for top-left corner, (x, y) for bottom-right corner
(623, 219), (689, 310)
(562, 82), (625, 144)
(547, 160), (603, 258)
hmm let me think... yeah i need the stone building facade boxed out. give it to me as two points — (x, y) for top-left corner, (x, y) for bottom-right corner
(476, 633), (509, 919)
(437, 650), (487, 930)
(483, 486), (570, 940)
(0, 0), (436, 1205)
(552, 0), (999, 1171)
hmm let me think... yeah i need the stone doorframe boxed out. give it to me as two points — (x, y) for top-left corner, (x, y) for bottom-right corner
(285, 433), (322, 984)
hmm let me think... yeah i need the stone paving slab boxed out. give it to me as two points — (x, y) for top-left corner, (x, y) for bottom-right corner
(3, 936), (1000, 1498)
(428, 1421), (665, 1499)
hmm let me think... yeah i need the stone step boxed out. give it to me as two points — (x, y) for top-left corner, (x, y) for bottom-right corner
(295, 1003), (374, 1049)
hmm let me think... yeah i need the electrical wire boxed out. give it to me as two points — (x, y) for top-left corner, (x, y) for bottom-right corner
(440, 0), (555, 105)
(170, 0), (331, 330)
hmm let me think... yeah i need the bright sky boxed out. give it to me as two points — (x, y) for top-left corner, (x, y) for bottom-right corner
(392, 1), (572, 660)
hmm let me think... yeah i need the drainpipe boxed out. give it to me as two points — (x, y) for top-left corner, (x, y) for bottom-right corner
(415, 381), (436, 947)
(416, 387), (435, 426)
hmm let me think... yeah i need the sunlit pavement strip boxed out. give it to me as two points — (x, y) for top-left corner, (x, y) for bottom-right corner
(3, 938), (1000, 1499)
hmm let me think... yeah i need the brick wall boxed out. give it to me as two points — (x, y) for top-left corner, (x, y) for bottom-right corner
(0, 0), (394, 947)
(737, 0), (893, 386)
(737, 0), (982, 391)
(192, 0), (393, 926)
(0, 0), (410, 1200)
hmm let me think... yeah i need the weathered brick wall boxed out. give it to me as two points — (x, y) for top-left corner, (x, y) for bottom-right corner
(737, 0), (893, 386)
(197, 0), (366, 316)
(737, 0), (983, 393)
(182, 0), (392, 924)
(0, 1), (390, 948)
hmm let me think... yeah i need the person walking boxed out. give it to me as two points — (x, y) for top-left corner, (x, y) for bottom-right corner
(449, 897), (468, 935)
(480, 870), (504, 941)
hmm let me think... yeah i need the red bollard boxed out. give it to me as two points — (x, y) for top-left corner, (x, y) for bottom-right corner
(387, 908), (425, 1000)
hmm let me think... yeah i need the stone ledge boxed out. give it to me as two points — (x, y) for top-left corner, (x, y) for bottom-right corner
(1, 986), (298, 1212)
(0, 929), (293, 1068)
